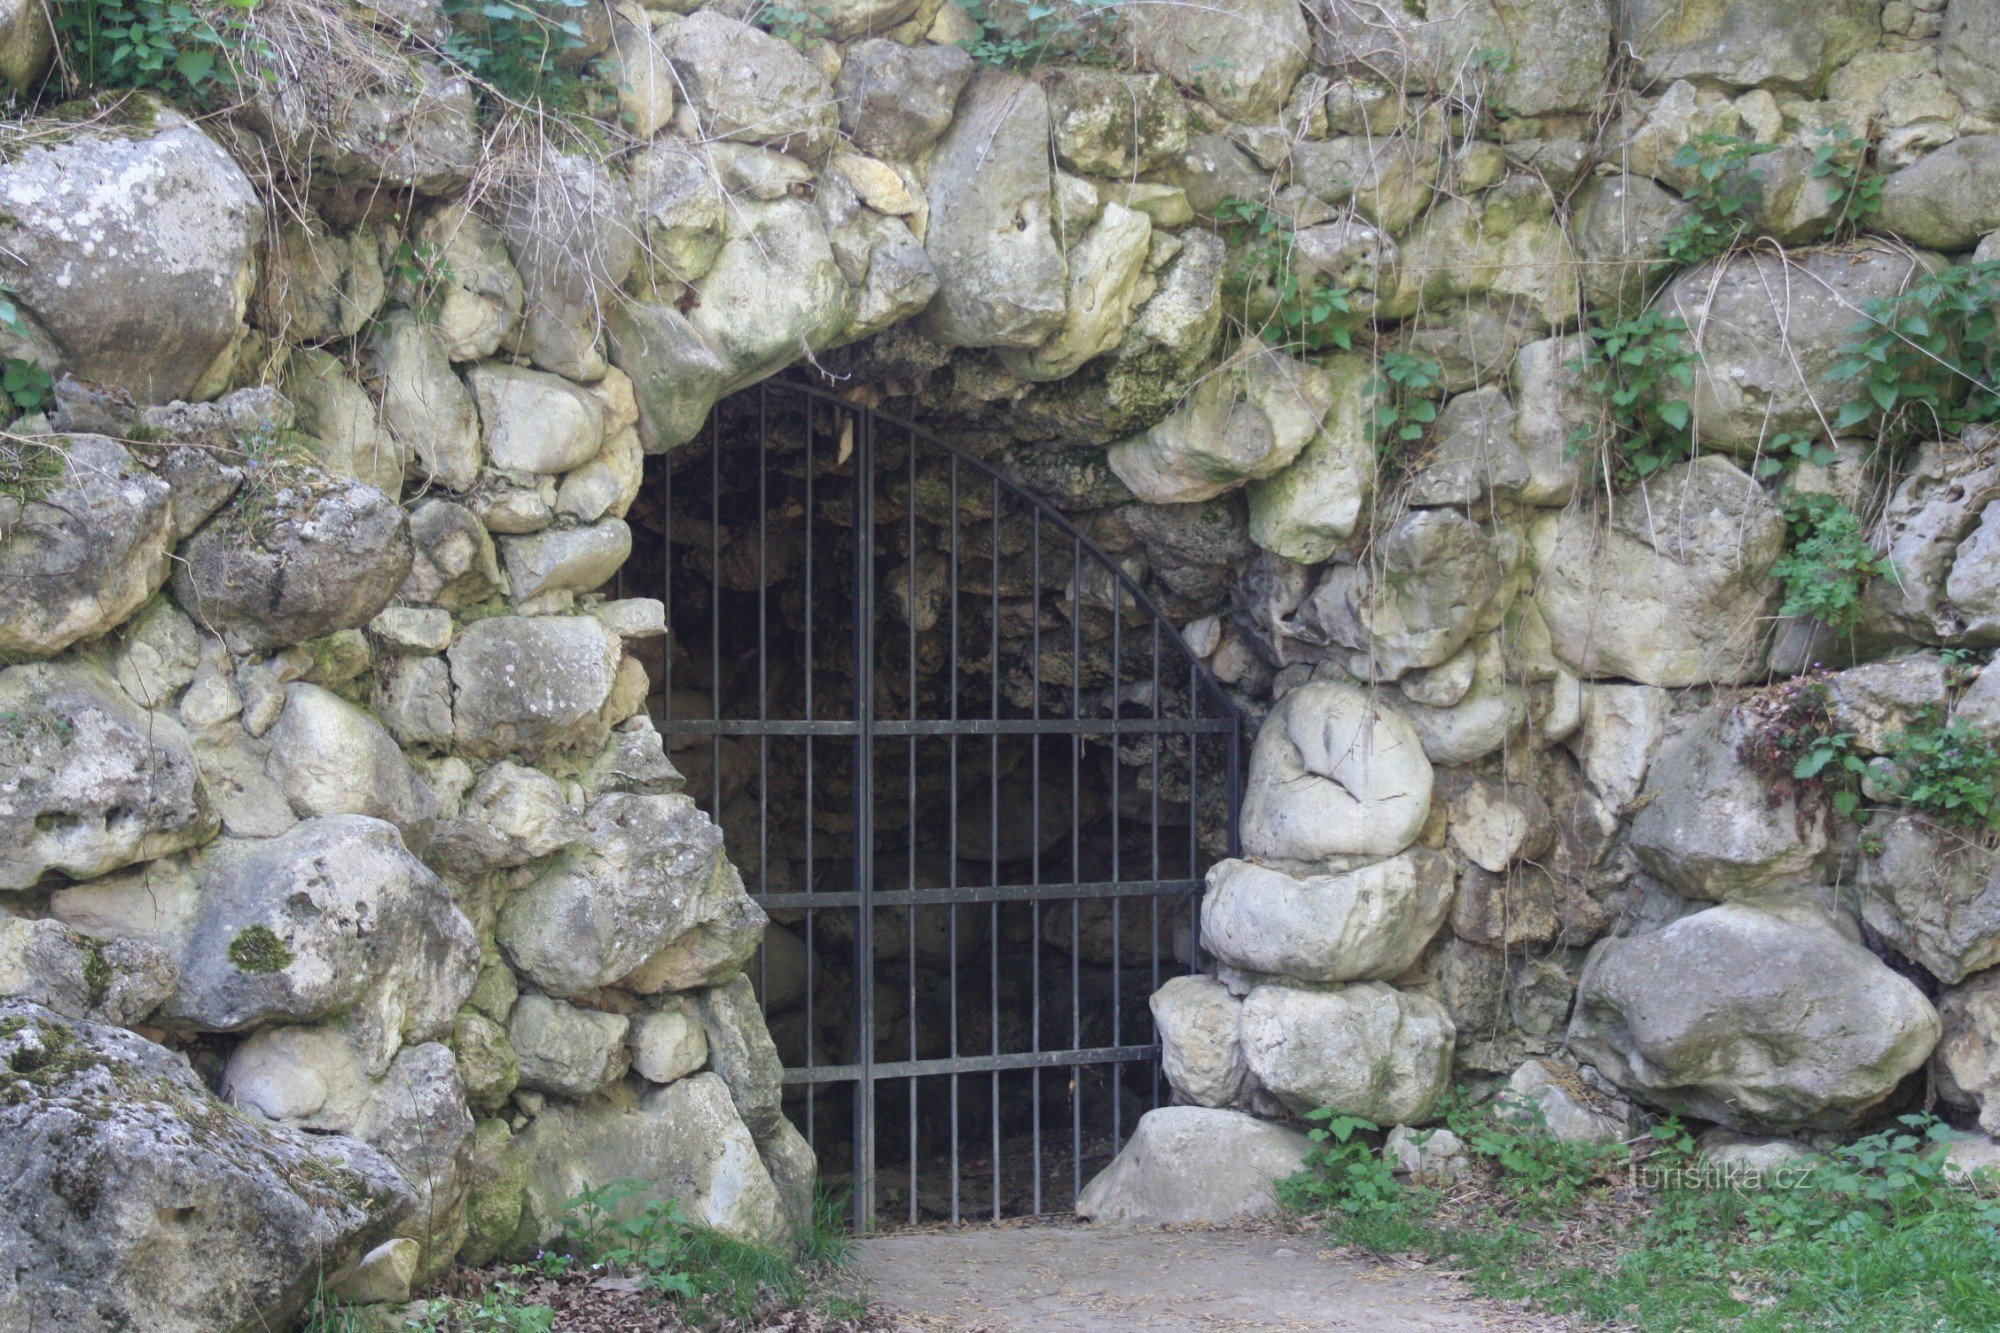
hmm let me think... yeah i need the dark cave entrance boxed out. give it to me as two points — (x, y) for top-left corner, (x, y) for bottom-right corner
(625, 378), (1241, 1228)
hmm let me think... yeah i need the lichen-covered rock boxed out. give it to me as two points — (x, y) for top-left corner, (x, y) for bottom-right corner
(0, 436), (173, 659)
(621, 847), (768, 994)
(1568, 683), (1671, 813)
(0, 0), (52, 93)
(1531, 456), (1785, 686)
(1404, 387), (1526, 507)
(1302, 510), (1501, 681)
(426, 761), (578, 875)
(1657, 244), (1933, 456)
(1120, 0), (1307, 121)
(1856, 816), (2000, 985)
(922, 71), (1066, 349)
(1572, 173), (1688, 316)
(466, 362), (603, 475)
(509, 994), (630, 1097)
(607, 297), (732, 453)
(1628, 706), (1828, 900)
(161, 816), (478, 1071)
(252, 216), (385, 345)
(1201, 851), (1454, 985)
(664, 11), (838, 161)
(0, 916), (176, 1026)
(172, 474), (412, 654)
(690, 197), (853, 390)
(1615, 0), (1881, 90)
(1290, 135), (1441, 235)
(409, 205), (524, 362)
(1239, 679), (1434, 862)
(244, 45), (476, 195)
(401, 499), (503, 609)
(372, 312), (481, 492)
(833, 38), (973, 159)
(0, 660), (216, 892)
(1245, 352), (1373, 564)
(266, 683), (436, 836)
(447, 614), (623, 760)
(499, 520), (633, 603)
(0, 111), (261, 403)
(1569, 901), (1940, 1132)
(1942, 5), (2000, 119)
(285, 350), (406, 498)
(998, 202), (1151, 383)
(1423, 0), (1610, 115)
(1503, 1057), (1639, 1146)
(1042, 69), (1187, 176)
(491, 149), (636, 381)
(696, 975), (784, 1138)
(631, 998), (708, 1086)
(1861, 440), (2000, 646)
(498, 792), (744, 996)
(1076, 1107), (1309, 1223)
(1110, 342), (1333, 503)
(506, 1072), (786, 1246)
(0, 1000), (413, 1333)
(1381, 180), (1575, 330)
(1937, 969), (2000, 1136)
(1240, 981), (1455, 1123)
(1151, 975), (1247, 1108)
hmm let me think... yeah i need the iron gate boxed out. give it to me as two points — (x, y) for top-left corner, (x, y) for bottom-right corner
(653, 380), (1241, 1230)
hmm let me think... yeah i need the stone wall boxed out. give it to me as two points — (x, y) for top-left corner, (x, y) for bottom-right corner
(2, 0), (2000, 1318)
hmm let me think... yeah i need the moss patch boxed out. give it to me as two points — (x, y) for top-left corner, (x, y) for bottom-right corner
(227, 925), (294, 974)
(81, 940), (111, 1004)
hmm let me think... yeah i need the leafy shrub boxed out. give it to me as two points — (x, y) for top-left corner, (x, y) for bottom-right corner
(1771, 491), (1897, 633)
(1215, 197), (1357, 353)
(440, 0), (589, 107)
(1811, 121), (1883, 233)
(1832, 259), (2000, 440)
(45, 0), (261, 102)
(1663, 133), (1778, 265)
(1754, 429), (1839, 479)
(1736, 670), (1867, 818)
(952, 0), (1120, 68)
(1580, 309), (1697, 485)
(1368, 350), (1442, 466)
(1880, 712), (2000, 831)
(1280, 1111), (1403, 1217)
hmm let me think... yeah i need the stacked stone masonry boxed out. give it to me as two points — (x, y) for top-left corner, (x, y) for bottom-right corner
(1, 0), (1999, 1315)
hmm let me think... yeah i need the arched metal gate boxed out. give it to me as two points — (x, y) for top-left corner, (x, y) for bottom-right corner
(653, 381), (1240, 1230)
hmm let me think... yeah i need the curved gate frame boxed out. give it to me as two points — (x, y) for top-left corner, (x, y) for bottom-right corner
(655, 380), (1243, 1230)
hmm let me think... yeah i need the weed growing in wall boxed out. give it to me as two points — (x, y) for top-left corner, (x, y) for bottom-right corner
(953, 0), (1122, 68)
(1367, 350), (1442, 467)
(1832, 260), (2000, 441)
(1771, 492), (1898, 633)
(1215, 197), (1357, 354)
(440, 0), (589, 109)
(0, 291), (50, 428)
(1662, 133), (1777, 266)
(44, 0), (261, 103)
(1579, 310), (1696, 486)
(1879, 711), (2000, 832)
(1738, 670), (1867, 818)
(1811, 121), (1883, 234)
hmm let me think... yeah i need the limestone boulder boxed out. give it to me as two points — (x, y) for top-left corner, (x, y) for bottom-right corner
(1503, 1057), (1639, 1146)
(0, 112), (260, 403)
(1572, 174), (1689, 316)
(447, 615), (623, 760)
(245, 50), (475, 196)
(833, 39), (973, 160)
(172, 474), (411, 654)
(1628, 706), (1828, 900)
(0, 1001), (413, 1333)
(922, 71), (1066, 350)
(1043, 70), (1187, 177)
(1531, 456), (1785, 686)
(408, 206), (523, 362)
(621, 847), (769, 995)
(998, 202), (1151, 383)
(1240, 981), (1455, 1124)
(426, 761), (579, 875)
(1874, 136), (2000, 251)
(1201, 851), (1454, 985)
(631, 998), (708, 1086)
(1657, 244), (1934, 457)
(1567, 683), (1671, 814)
(1120, 0), (1307, 121)
(1110, 343), (1334, 504)
(466, 362), (603, 476)
(1937, 969), (2000, 1136)
(1569, 902), (1940, 1132)
(253, 217), (383, 345)
(500, 520), (633, 603)
(285, 350), (406, 498)
(1302, 510), (1501, 681)
(0, 0), (51, 92)
(1862, 441), (2000, 647)
(1857, 816), (2000, 985)
(1245, 353), (1374, 564)
(1151, 975), (1248, 1109)
(0, 660), (216, 892)
(506, 1073), (786, 1247)
(1381, 182), (1576, 331)
(665, 12), (837, 161)
(1239, 680), (1434, 862)
(690, 197), (853, 390)
(510, 995), (630, 1097)
(401, 499), (503, 609)
(1289, 135), (1440, 236)
(1614, 0), (1880, 90)
(266, 684), (435, 836)
(1942, 5), (2000, 119)
(112, 596), (202, 711)
(0, 436), (173, 659)
(1422, 0), (1609, 115)
(492, 150), (637, 381)
(697, 975), (784, 1138)
(607, 298), (732, 453)
(161, 817), (478, 1071)
(0, 916), (176, 1027)
(497, 792), (745, 997)
(1404, 387), (1525, 508)
(372, 313), (481, 492)
(1076, 1107), (1310, 1223)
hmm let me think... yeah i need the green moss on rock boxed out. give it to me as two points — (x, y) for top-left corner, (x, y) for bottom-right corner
(227, 925), (294, 975)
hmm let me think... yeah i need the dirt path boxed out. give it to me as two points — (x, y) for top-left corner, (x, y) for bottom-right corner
(853, 1222), (1568, 1331)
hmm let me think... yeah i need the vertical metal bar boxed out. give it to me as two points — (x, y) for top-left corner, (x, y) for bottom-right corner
(1070, 533), (1083, 1205)
(758, 388), (770, 1015)
(988, 471), (1001, 1220)
(947, 451), (961, 1228)
(1109, 574), (1123, 1151)
(1030, 505), (1042, 1216)
(907, 422), (919, 1227)
(803, 399), (817, 1155)
(1150, 619), (1162, 1111)
(709, 412), (722, 822)
(1188, 653), (1200, 970)
(853, 407), (877, 1233)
